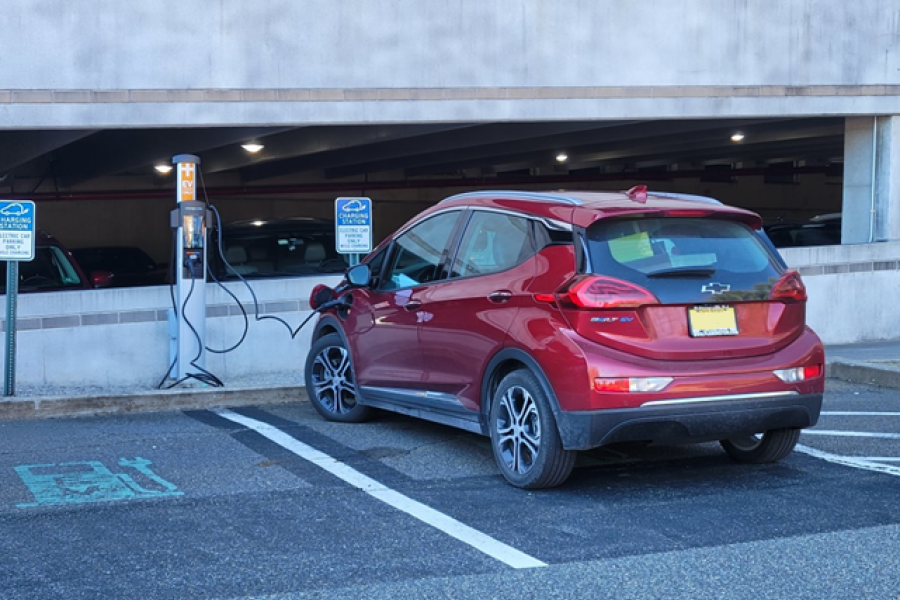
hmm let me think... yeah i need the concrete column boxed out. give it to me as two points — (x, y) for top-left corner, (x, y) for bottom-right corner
(842, 116), (900, 243)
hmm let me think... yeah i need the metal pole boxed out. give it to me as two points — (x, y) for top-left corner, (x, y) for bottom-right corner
(4, 261), (18, 396)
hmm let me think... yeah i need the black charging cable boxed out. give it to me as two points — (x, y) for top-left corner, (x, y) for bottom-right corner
(157, 168), (345, 388)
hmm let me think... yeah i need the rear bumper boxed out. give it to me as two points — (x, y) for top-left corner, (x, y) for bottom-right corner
(556, 392), (822, 450)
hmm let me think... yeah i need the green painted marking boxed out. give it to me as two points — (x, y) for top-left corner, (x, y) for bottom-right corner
(15, 457), (183, 508)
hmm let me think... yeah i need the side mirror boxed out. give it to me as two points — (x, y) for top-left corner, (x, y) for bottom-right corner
(90, 270), (115, 288)
(346, 264), (371, 288)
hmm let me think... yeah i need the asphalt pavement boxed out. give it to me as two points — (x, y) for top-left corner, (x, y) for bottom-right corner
(2, 381), (899, 599)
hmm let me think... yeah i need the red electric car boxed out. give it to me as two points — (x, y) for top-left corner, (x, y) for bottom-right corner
(304, 188), (825, 488)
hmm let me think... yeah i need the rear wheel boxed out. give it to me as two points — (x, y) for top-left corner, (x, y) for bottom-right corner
(720, 428), (801, 463)
(304, 333), (372, 423)
(489, 370), (575, 489)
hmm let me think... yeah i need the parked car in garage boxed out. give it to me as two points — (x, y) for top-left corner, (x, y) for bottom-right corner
(0, 231), (113, 293)
(209, 217), (348, 280)
(304, 188), (825, 488)
(765, 213), (841, 248)
(71, 246), (168, 288)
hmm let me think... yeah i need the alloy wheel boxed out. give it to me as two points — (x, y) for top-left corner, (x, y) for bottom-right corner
(495, 385), (542, 475)
(310, 345), (358, 415)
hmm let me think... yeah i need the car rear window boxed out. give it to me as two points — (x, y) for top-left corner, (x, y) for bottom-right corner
(585, 217), (783, 304)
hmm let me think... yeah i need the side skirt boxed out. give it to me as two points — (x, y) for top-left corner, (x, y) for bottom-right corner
(359, 386), (485, 435)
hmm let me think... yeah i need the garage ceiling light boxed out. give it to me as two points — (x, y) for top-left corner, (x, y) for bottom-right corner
(730, 132), (745, 142)
(241, 143), (264, 153)
(556, 152), (568, 163)
(154, 164), (173, 174)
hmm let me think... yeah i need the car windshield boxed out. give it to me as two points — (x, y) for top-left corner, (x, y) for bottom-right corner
(584, 217), (783, 304)
(0, 246), (84, 293)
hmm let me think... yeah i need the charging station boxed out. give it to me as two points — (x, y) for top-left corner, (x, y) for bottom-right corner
(169, 154), (212, 383)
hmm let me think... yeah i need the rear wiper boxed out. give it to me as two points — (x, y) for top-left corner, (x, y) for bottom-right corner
(646, 266), (715, 278)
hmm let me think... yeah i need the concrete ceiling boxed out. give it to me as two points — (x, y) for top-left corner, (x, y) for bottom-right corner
(0, 117), (845, 199)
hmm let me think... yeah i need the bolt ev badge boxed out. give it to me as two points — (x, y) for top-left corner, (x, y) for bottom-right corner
(701, 282), (731, 295)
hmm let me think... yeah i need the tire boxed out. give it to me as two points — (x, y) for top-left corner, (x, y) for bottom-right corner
(720, 428), (801, 463)
(488, 370), (576, 489)
(304, 333), (372, 423)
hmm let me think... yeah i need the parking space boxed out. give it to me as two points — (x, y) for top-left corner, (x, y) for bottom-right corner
(2, 378), (900, 599)
(796, 379), (900, 477)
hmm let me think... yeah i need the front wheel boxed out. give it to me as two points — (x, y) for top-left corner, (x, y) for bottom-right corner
(304, 333), (372, 423)
(489, 370), (575, 489)
(720, 428), (801, 463)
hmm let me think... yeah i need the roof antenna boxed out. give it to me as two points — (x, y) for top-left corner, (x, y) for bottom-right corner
(626, 185), (648, 204)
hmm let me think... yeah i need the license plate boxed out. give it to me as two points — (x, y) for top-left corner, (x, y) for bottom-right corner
(688, 305), (738, 337)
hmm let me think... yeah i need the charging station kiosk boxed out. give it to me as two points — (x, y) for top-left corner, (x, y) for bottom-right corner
(169, 154), (212, 383)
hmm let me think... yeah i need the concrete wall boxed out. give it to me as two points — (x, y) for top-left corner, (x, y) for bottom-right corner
(7, 0), (896, 90)
(2, 276), (341, 395)
(782, 242), (900, 345)
(1, 0), (898, 127)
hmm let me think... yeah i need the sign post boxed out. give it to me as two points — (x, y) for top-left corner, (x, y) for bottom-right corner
(0, 200), (36, 397)
(335, 197), (372, 265)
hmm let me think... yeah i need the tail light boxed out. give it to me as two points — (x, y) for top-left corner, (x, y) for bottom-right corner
(594, 376), (673, 393)
(770, 270), (807, 303)
(561, 275), (659, 309)
(774, 363), (823, 382)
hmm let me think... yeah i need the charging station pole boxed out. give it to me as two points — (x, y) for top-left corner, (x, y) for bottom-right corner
(171, 154), (208, 383)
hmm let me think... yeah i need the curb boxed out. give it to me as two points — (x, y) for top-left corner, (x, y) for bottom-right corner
(827, 359), (900, 390)
(0, 385), (309, 421)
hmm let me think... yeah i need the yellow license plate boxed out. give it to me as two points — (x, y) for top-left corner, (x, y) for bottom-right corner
(688, 305), (738, 337)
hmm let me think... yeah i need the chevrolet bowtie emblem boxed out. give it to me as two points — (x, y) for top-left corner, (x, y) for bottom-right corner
(701, 282), (731, 295)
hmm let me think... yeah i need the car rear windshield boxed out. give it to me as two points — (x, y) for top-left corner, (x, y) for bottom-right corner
(584, 217), (783, 304)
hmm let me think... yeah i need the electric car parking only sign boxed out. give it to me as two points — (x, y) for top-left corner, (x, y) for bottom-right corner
(0, 200), (36, 261)
(335, 197), (372, 254)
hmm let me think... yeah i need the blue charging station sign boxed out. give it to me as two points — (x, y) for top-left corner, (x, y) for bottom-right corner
(0, 200), (36, 261)
(335, 197), (372, 254)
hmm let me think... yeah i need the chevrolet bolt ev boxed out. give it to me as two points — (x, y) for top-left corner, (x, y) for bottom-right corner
(305, 188), (824, 488)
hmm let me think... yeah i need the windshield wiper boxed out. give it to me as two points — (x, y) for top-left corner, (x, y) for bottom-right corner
(646, 266), (715, 278)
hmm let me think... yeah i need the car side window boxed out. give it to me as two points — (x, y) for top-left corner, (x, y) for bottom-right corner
(451, 211), (532, 278)
(380, 211), (460, 290)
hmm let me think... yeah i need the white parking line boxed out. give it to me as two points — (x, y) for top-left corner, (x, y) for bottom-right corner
(796, 444), (900, 478)
(214, 409), (547, 570)
(803, 430), (900, 440)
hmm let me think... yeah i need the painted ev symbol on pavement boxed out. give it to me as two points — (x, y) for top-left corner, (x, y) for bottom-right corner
(15, 457), (183, 508)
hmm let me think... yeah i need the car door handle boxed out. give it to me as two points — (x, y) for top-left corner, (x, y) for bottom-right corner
(404, 300), (422, 311)
(488, 290), (513, 304)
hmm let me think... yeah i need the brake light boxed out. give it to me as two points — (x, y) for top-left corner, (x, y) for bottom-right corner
(770, 270), (807, 303)
(563, 276), (659, 309)
(662, 209), (712, 217)
(804, 364), (823, 379)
